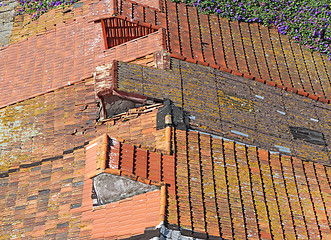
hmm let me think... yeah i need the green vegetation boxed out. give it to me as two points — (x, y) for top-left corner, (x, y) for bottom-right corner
(173, 0), (331, 60)
(8, 0), (331, 59)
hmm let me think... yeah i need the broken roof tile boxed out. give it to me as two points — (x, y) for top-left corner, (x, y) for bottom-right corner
(1, 0), (331, 239)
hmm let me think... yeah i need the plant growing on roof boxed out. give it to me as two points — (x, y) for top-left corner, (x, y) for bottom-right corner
(172, 0), (331, 60)
(12, 0), (331, 59)
(13, 0), (80, 19)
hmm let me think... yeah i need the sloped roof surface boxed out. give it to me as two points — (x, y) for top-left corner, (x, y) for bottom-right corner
(116, 0), (331, 101)
(0, 81), (168, 238)
(82, 135), (167, 239)
(0, 78), (97, 172)
(169, 129), (331, 239)
(116, 59), (331, 165)
(0, 146), (87, 239)
(1, 0), (330, 109)
(1, 0), (331, 239)
(0, 0), (165, 108)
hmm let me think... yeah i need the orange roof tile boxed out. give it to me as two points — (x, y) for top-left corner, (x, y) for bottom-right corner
(168, 129), (331, 239)
(1, 0), (331, 239)
(83, 133), (170, 239)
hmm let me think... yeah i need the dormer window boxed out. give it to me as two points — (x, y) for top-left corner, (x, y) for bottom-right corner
(101, 17), (158, 49)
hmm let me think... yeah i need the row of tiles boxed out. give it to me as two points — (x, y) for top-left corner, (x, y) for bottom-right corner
(116, 0), (331, 100)
(117, 59), (331, 165)
(169, 129), (331, 239)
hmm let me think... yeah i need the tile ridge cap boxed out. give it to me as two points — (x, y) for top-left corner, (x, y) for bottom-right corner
(104, 168), (165, 186)
(187, 128), (331, 166)
(169, 53), (331, 105)
(121, 0), (163, 13)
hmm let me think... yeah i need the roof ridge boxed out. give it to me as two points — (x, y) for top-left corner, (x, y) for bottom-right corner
(170, 53), (331, 105)
(86, 133), (174, 180)
(187, 129), (331, 167)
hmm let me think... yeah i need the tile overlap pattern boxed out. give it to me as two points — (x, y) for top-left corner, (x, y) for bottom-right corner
(0, 79), (97, 238)
(117, 59), (331, 165)
(2, 0), (330, 110)
(170, 129), (331, 239)
(116, 0), (331, 101)
(0, 0), (165, 108)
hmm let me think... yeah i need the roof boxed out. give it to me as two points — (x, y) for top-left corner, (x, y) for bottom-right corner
(116, 0), (331, 102)
(82, 128), (331, 239)
(1, 0), (330, 109)
(81, 134), (170, 239)
(116, 59), (331, 165)
(0, 0), (165, 108)
(1, 0), (331, 239)
(169, 129), (331, 239)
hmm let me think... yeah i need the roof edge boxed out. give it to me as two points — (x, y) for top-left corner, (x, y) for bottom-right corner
(170, 53), (331, 105)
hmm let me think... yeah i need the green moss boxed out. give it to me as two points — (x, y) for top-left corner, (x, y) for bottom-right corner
(0, 95), (51, 171)
(174, 0), (331, 60)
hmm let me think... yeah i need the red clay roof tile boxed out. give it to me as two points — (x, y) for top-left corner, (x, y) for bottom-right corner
(166, 129), (331, 239)
(83, 135), (167, 239)
(2, 1), (331, 239)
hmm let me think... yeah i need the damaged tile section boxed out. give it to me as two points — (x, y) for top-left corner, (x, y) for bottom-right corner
(96, 103), (170, 154)
(82, 133), (172, 239)
(289, 126), (326, 146)
(93, 173), (160, 205)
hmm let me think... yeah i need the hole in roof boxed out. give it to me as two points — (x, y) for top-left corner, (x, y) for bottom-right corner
(93, 173), (160, 206)
(103, 95), (144, 118)
(101, 18), (158, 49)
(289, 126), (326, 146)
(101, 95), (159, 120)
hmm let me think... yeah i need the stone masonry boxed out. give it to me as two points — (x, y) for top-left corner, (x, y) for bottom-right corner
(0, 0), (16, 46)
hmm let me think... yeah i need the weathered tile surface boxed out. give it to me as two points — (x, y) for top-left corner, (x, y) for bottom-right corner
(117, 59), (331, 165)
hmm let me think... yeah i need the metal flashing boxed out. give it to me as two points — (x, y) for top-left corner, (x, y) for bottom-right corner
(255, 95), (264, 99)
(231, 130), (249, 138)
(274, 145), (291, 153)
(277, 110), (286, 115)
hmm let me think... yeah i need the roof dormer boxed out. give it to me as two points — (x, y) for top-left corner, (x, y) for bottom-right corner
(101, 17), (159, 49)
